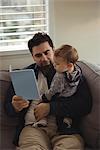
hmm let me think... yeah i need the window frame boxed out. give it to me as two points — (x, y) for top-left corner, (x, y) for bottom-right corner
(0, 0), (49, 56)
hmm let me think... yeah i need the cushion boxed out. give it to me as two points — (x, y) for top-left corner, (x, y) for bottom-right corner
(77, 61), (100, 148)
(0, 70), (18, 150)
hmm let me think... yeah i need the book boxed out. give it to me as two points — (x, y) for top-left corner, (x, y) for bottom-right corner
(10, 69), (40, 100)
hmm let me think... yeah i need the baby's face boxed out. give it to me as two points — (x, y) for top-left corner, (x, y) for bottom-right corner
(53, 56), (68, 73)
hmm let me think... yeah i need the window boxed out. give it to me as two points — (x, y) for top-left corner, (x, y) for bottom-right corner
(0, 0), (49, 52)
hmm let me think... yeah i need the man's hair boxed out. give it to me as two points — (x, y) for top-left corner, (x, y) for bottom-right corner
(54, 44), (79, 64)
(28, 32), (54, 54)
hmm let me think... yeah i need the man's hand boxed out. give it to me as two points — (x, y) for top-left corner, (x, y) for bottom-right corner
(34, 103), (50, 121)
(12, 95), (29, 112)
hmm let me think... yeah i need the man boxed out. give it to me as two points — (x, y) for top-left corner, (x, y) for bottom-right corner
(5, 32), (92, 150)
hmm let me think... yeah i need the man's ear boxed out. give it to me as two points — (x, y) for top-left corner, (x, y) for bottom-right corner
(32, 54), (36, 61)
(32, 54), (34, 58)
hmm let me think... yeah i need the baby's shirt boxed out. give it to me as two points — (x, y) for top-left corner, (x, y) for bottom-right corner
(42, 65), (82, 101)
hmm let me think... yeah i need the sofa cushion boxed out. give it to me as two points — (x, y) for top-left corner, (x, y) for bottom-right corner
(77, 61), (100, 149)
(0, 70), (18, 150)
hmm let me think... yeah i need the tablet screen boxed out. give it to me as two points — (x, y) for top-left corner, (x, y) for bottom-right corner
(10, 69), (40, 100)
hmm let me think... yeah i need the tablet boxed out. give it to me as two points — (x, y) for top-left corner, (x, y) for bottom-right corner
(10, 69), (40, 100)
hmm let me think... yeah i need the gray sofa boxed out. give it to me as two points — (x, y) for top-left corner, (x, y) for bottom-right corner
(0, 61), (100, 150)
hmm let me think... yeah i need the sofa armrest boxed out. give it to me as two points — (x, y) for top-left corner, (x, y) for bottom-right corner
(77, 61), (100, 149)
(0, 70), (18, 150)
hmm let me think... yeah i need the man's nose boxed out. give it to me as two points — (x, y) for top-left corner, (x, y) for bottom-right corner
(41, 53), (48, 61)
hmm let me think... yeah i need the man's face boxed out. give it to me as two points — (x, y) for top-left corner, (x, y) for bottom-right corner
(32, 42), (54, 67)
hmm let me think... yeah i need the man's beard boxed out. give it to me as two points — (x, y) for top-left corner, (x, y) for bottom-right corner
(38, 61), (54, 77)
(38, 60), (50, 67)
(37, 61), (56, 88)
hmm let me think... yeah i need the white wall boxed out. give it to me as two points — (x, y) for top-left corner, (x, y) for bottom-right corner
(0, 52), (33, 70)
(53, 0), (100, 64)
(0, 0), (100, 70)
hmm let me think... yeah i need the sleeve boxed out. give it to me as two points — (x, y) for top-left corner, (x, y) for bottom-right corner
(5, 82), (28, 117)
(5, 82), (18, 117)
(50, 76), (92, 119)
(44, 73), (64, 101)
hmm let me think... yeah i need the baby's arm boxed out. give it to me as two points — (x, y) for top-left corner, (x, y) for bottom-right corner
(42, 73), (64, 102)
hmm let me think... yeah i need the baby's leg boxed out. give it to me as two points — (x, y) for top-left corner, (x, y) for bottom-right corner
(25, 100), (47, 127)
(25, 100), (37, 125)
(32, 117), (47, 127)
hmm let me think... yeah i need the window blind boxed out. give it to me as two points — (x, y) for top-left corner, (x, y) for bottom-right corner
(0, 0), (49, 52)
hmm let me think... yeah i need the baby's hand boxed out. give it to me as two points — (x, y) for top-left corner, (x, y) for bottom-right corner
(34, 103), (50, 121)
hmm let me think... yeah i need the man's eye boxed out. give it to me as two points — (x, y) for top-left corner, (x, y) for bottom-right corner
(44, 50), (50, 55)
(35, 53), (42, 57)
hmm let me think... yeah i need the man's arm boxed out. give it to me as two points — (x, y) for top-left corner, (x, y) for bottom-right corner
(34, 77), (92, 121)
(5, 83), (18, 116)
(5, 83), (29, 117)
(50, 77), (92, 119)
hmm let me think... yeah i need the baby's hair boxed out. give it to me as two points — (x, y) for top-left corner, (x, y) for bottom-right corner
(54, 44), (79, 64)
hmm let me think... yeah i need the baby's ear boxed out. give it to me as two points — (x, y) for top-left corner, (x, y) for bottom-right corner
(67, 63), (73, 68)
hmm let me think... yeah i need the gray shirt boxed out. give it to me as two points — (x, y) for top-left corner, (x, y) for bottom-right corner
(44, 65), (81, 100)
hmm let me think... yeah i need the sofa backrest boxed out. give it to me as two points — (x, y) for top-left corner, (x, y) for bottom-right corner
(0, 61), (100, 149)
(77, 61), (100, 149)
(0, 70), (18, 150)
